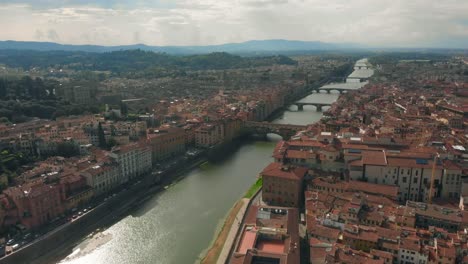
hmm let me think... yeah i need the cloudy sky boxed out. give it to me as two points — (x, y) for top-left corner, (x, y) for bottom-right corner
(0, 0), (467, 48)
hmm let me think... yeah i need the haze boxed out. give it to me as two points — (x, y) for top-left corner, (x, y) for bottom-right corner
(1, 0), (468, 48)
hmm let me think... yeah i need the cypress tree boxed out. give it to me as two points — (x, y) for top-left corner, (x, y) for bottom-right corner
(97, 122), (107, 148)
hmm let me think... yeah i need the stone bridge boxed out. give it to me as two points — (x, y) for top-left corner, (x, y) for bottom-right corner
(244, 121), (307, 139)
(290, 102), (332, 111)
(311, 87), (349, 94)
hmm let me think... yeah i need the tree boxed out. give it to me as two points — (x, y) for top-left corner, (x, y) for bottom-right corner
(120, 101), (128, 116)
(107, 137), (118, 149)
(57, 141), (79, 157)
(97, 122), (107, 149)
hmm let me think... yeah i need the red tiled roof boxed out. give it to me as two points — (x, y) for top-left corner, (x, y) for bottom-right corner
(362, 150), (387, 166)
(261, 162), (307, 181)
(349, 180), (398, 199)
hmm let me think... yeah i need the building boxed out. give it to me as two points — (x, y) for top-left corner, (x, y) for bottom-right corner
(60, 173), (94, 210)
(147, 126), (185, 163)
(406, 201), (468, 232)
(195, 123), (224, 147)
(109, 142), (152, 183)
(62, 85), (93, 105)
(3, 181), (64, 229)
(229, 206), (300, 264)
(261, 162), (308, 207)
(81, 163), (120, 197)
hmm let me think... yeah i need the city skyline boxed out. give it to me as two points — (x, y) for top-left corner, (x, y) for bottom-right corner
(0, 0), (468, 48)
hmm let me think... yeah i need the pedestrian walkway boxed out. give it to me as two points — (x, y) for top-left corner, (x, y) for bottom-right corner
(216, 198), (249, 264)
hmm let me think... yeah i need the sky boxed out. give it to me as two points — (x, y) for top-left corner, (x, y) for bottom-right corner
(0, 0), (467, 48)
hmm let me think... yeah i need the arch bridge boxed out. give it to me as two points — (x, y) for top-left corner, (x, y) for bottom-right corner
(311, 87), (349, 94)
(290, 102), (331, 111)
(244, 121), (307, 139)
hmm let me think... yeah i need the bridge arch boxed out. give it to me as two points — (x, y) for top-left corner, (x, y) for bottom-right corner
(290, 102), (331, 112)
(244, 121), (307, 140)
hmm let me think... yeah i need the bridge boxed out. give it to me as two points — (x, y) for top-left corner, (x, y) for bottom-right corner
(244, 121), (308, 139)
(311, 87), (349, 94)
(308, 81), (368, 94)
(290, 102), (331, 111)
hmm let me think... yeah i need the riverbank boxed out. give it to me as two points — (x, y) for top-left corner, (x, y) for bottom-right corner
(200, 199), (246, 264)
(1, 153), (208, 264)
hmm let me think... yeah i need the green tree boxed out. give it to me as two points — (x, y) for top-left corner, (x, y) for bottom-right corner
(107, 137), (118, 149)
(57, 141), (80, 157)
(97, 122), (107, 149)
(120, 102), (128, 116)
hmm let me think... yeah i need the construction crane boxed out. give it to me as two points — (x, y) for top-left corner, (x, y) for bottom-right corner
(428, 153), (440, 204)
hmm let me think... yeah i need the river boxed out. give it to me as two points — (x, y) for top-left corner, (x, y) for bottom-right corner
(53, 92), (340, 264)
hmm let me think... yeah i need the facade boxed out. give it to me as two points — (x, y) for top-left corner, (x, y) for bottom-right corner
(261, 162), (308, 207)
(349, 150), (462, 203)
(195, 123), (224, 147)
(62, 85), (93, 105)
(81, 163), (120, 197)
(3, 181), (64, 229)
(147, 127), (185, 163)
(406, 201), (468, 232)
(109, 143), (152, 183)
(60, 173), (94, 210)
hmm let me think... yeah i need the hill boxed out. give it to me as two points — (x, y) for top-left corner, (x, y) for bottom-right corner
(0, 39), (362, 54)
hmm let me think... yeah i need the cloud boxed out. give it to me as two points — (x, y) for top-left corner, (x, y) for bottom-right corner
(0, 0), (467, 48)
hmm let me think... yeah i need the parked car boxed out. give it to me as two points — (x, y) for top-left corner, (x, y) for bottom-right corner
(6, 239), (15, 246)
(11, 244), (20, 251)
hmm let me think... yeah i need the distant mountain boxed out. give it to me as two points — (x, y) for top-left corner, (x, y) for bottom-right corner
(0, 39), (364, 54)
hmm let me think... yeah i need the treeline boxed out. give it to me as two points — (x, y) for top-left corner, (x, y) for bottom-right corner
(369, 52), (450, 65)
(0, 76), (99, 123)
(0, 50), (297, 78)
(0, 76), (57, 100)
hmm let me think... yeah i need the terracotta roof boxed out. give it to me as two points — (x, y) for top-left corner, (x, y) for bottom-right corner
(362, 150), (387, 166)
(308, 224), (341, 242)
(261, 162), (307, 181)
(286, 150), (312, 159)
(348, 180), (398, 199)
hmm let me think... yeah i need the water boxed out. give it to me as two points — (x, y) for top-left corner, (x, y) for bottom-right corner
(55, 92), (340, 264)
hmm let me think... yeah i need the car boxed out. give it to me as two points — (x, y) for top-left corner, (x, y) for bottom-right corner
(72, 214), (78, 219)
(6, 239), (15, 246)
(112, 193), (117, 197)
(78, 211), (83, 216)
(11, 244), (20, 251)
(83, 209), (88, 213)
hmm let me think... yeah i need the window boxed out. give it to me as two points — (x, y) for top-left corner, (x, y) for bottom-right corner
(413, 177), (418, 184)
(403, 177), (407, 183)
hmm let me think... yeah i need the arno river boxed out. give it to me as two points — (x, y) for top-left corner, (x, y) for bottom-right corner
(53, 92), (340, 264)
